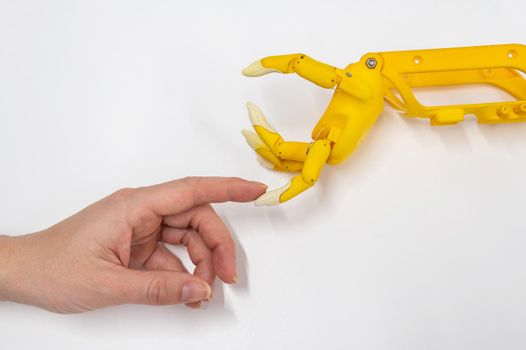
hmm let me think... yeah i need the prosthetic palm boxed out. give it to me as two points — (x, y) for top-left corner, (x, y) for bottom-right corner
(241, 44), (526, 205)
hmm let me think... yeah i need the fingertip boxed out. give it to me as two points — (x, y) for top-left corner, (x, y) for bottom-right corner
(212, 259), (236, 285)
(244, 179), (267, 198)
(216, 265), (238, 284)
(225, 178), (268, 202)
(219, 274), (237, 284)
(219, 269), (237, 284)
(185, 301), (202, 309)
(181, 279), (212, 304)
(250, 181), (268, 191)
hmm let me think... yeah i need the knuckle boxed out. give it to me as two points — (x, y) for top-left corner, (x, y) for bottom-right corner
(145, 276), (170, 305)
(111, 187), (137, 201)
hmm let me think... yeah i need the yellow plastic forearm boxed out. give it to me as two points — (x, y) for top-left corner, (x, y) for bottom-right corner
(379, 44), (526, 124)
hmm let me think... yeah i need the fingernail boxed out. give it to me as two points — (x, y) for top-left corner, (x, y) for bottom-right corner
(181, 281), (211, 303)
(251, 181), (268, 189)
(232, 274), (238, 283)
(185, 301), (202, 309)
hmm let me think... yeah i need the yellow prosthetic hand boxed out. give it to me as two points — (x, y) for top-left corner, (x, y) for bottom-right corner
(241, 44), (526, 205)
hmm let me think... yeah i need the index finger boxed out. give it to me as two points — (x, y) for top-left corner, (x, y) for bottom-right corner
(138, 177), (267, 216)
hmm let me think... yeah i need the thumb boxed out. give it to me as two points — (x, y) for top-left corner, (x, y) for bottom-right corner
(111, 268), (211, 305)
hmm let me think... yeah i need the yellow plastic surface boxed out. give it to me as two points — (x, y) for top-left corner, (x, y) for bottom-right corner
(242, 44), (526, 205)
(380, 44), (526, 124)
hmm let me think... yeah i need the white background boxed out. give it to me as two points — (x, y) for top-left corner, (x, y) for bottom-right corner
(1, 0), (526, 349)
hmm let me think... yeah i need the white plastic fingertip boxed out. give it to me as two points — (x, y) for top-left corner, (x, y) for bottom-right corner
(242, 60), (280, 77)
(254, 181), (291, 206)
(241, 129), (267, 150)
(247, 102), (275, 132)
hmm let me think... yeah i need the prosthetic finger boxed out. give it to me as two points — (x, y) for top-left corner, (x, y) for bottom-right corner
(246, 102), (310, 161)
(243, 54), (302, 76)
(278, 160), (304, 172)
(255, 139), (331, 206)
(242, 129), (304, 172)
(242, 54), (340, 89)
(241, 128), (281, 167)
(257, 157), (304, 172)
(246, 102), (283, 149)
(276, 142), (309, 162)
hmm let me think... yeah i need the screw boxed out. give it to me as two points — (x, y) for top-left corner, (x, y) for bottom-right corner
(366, 58), (377, 69)
(345, 72), (352, 77)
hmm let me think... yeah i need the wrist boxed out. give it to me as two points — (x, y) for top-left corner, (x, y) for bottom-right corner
(0, 235), (16, 301)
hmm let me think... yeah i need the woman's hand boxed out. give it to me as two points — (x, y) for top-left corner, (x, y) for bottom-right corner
(0, 177), (266, 313)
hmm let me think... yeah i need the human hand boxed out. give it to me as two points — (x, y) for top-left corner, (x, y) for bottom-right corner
(0, 177), (266, 313)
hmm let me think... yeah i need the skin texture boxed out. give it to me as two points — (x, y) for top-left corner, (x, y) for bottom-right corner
(0, 177), (267, 313)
